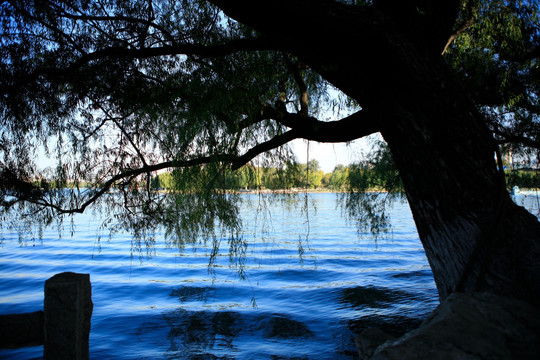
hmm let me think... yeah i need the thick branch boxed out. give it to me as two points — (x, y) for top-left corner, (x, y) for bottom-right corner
(487, 119), (540, 150)
(52, 8), (176, 44)
(15, 37), (279, 85)
(492, 129), (540, 150)
(9, 107), (380, 213)
(78, 38), (276, 61)
(284, 54), (309, 116)
(232, 130), (302, 170)
(233, 110), (381, 170)
(263, 106), (380, 142)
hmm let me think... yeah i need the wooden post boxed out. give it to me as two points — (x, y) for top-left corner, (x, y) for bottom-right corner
(44, 272), (93, 360)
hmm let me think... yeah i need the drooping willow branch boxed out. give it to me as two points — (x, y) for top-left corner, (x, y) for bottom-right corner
(45, 2), (177, 45)
(6, 107), (380, 214)
(8, 37), (280, 89)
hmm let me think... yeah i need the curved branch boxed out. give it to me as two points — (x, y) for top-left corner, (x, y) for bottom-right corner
(442, 17), (474, 55)
(441, 0), (478, 55)
(263, 105), (380, 142)
(7, 103), (380, 214)
(232, 129), (302, 170)
(42, 38), (278, 77)
(284, 54), (309, 116)
(10, 2), (86, 54)
(233, 107), (382, 168)
(488, 119), (540, 150)
(492, 129), (540, 150)
(52, 8), (177, 44)
(5, 37), (279, 93)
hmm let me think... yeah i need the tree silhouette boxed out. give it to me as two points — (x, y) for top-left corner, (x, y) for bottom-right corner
(1, 0), (539, 305)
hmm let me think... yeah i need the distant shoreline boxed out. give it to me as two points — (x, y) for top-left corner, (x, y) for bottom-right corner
(233, 188), (342, 194)
(150, 187), (540, 195)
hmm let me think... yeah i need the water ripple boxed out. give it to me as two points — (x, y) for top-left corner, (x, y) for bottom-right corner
(0, 193), (440, 359)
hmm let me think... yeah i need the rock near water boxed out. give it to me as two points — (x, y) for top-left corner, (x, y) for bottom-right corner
(356, 292), (540, 360)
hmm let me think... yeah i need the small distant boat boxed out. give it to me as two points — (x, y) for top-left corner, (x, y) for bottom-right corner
(511, 186), (520, 195)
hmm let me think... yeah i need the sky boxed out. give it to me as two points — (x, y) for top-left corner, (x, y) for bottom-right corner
(291, 134), (379, 173)
(35, 134), (379, 174)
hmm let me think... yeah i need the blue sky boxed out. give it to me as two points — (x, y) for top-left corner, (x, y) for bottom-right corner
(35, 136), (376, 174)
(292, 135), (377, 173)
(35, 133), (378, 174)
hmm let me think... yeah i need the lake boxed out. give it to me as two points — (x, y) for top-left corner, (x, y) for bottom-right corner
(2, 192), (536, 359)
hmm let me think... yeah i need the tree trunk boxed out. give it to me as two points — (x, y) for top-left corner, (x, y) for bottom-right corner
(312, 38), (540, 305)
(312, 27), (540, 304)
(380, 68), (540, 305)
(213, 0), (540, 305)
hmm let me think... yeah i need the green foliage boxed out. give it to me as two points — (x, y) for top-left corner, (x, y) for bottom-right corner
(505, 170), (540, 189)
(290, 160), (324, 189)
(341, 140), (403, 237)
(327, 165), (349, 190)
(445, 0), (540, 159)
(1, 0), (538, 267)
(0, 0), (341, 229)
(348, 141), (403, 193)
(148, 144), (403, 194)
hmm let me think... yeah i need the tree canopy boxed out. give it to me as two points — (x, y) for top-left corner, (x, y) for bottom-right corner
(0, 0), (374, 240)
(1, 0), (540, 302)
(445, 0), (540, 157)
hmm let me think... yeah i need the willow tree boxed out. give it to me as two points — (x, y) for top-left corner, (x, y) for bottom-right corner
(1, 0), (539, 305)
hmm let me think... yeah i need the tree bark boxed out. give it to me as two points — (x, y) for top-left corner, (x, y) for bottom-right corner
(379, 63), (540, 304)
(213, 0), (540, 305)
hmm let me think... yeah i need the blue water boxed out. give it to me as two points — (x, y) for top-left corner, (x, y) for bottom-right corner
(1, 192), (447, 359)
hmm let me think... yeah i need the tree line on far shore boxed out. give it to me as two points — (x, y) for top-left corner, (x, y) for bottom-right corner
(151, 160), (539, 193)
(33, 154), (540, 193)
(150, 142), (402, 193)
(151, 159), (355, 191)
(505, 170), (540, 190)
